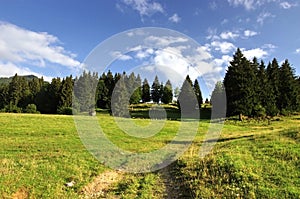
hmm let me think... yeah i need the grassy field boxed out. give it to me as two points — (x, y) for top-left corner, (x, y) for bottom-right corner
(0, 112), (299, 198)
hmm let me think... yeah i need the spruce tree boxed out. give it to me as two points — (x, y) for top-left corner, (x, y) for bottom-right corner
(278, 59), (298, 113)
(210, 81), (226, 118)
(151, 75), (161, 103)
(161, 80), (173, 104)
(193, 79), (203, 109)
(223, 48), (257, 119)
(142, 78), (151, 103)
(178, 75), (196, 114)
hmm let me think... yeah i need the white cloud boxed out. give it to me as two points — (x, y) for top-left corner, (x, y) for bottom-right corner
(228, 0), (278, 10)
(121, 0), (164, 17)
(295, 48), (300, 54)
(0, 22), (80, 68)
(242, 48), (268, 60)
(0, 61), (53, 81)
(135, 48), (154, 59)
(280, 1), (298, 9)
(145, 35), (188, 47)
(257, 12), (275, 25)
(110, 51), (132, 61)
(213, 55), (232, 66)
(262, 43), (277, 49)
(227, 0), (256, 10)
(168, 13), (181, 23)
(211, 41), (236, 54)
(220, 31), (239, 40)
(244, 30), (258, 37)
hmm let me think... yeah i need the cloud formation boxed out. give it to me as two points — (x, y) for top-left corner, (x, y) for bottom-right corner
(0, 21), (81, 79)
(244, 30), (258, 37)
(257, 12), (275, 25)
(120, 0), (164, 17)
(168, 13), (181, 23)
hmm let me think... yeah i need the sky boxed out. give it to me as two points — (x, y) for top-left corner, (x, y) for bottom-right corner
(0, 0), (300, 98)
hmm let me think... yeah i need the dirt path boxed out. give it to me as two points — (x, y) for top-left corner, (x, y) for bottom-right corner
(159, 164), (188, 199)
(81, 170), (123, 199)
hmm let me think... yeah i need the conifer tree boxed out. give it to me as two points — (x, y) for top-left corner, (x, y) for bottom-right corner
(151, 75), (161, 103)
(193, 79), (203, 108)
(142, 78), (151, 103)
(161, 80), (173, 104)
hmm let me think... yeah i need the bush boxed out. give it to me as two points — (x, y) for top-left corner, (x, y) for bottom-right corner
(57, 107), (73, 115)
(4, 103), (22, 113)
(24, 104), (39, 114)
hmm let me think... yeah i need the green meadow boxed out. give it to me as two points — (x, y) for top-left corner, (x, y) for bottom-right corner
(0, 112), (299, 198)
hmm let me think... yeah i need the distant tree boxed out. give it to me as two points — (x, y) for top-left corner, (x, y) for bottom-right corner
(161, 80), (173, 104)
(151, 75), (161, 103)
(96, 78), (109, 109)
(111, 75), (129, 117)
(278, 59), (298, 113)
(178, 75), (197, 114)
(8, 74), (31, 109)
(210, 81), (226, 118)
(73, 71), (98, 112)
(142, 78), (151, 103)
(193, 79), (203, 108)
(267, 58), (280, 114)
(0, 84), (9, 109)
(59, 75), (73, 109)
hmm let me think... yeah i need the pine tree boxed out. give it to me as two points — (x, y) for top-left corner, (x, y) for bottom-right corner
(257, 61), (276, 116)
(278, 59), (298, 113)
(161, 80), (173, 104)
(223, 48), (257, 119)
(74, 71), (98, 112)
(59, 75), (73, 108)
(142, 78), (151, 103)
(178, 75), (197, 114)
(267, 58), (280, 114)
(111, 75), (129, 117)
(151, 75), (161, 103)
(193, 79), (203, 109)
(210, 81), (226, 118)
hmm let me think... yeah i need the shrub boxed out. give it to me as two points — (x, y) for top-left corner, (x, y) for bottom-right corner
(57, 107), (73, 115)
(24, 104), (39, 114)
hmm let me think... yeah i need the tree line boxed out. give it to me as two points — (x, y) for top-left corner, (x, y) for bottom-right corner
(1, 71), (202, 114)
(211, 48), (300, 119)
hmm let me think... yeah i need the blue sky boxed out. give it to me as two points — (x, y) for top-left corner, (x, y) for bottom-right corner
(0, 0), (300, 97)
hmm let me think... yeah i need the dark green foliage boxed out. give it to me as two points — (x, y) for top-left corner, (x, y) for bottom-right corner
(0, 84), (9, 109)
(193, 79), (203, 108)
(59, 75), (73, 109)
(210, 81), (226, 118)
(111, 75), (129, 117)
(178, 75), (198, 114)
(142, 78), (151, 103)
(8, 74), (31, 108)
(161, 80), (173, 104)
(73, 71), (98, 112)
(278, 60), (298, 113)
(224, 49), (260, 117)
(24, 104), (39, 113)
(151, 75), (161, 103)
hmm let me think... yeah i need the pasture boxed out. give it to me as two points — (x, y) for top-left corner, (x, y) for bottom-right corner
(0, 112), (299, 198)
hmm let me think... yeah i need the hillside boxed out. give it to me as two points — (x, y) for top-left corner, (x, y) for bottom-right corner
(0, 75), (38, 84)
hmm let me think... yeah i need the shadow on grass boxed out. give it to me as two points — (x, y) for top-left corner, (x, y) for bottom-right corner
(205, 134), (254, 143)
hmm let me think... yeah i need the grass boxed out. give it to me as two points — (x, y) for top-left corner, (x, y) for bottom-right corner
(0, 112), (299, 198)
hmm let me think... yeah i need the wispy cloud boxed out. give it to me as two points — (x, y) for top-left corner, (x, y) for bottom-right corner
(0, 21), (81, 79)
(211, 41), (236, 54)
(244, 30), (258, 37)
(242, 48), (268, 60)
(228, 0), (256, 10)
(120, 0), (164, 18)
(257, 12), (275, 25)
(168, 13), (181, 23)
(280, 1), (298, 9)
(220, 31), (239, 40)
(228, 0), (279, 10)
(295, 48), (300, 54)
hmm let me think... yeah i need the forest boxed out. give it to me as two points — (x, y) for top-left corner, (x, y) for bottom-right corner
(0, 48), (299, 118)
